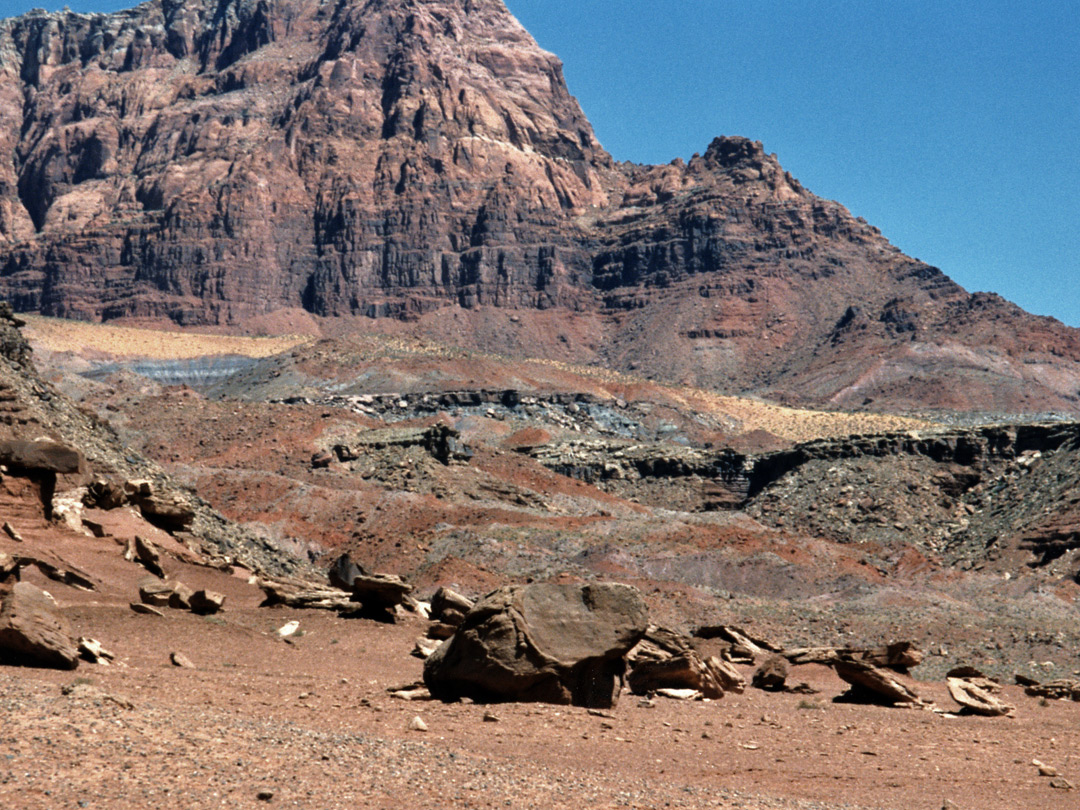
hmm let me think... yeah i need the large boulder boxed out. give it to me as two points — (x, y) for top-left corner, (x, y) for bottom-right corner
(424, 582), (648, 708)
(0, 582), (79, 670)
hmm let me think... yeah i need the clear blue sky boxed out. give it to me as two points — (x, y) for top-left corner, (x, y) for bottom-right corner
(4, 0), (1079, 326)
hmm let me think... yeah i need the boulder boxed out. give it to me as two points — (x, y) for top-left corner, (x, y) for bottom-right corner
(834, 659), (923, 706)
(351, 573), (413, 610)
(189, 590), (226, 615)
(0, 582), (79, 669)
(752, 655), (789, 691)
(424, 582), (648, 708)
(1020, 677), (1080, 701)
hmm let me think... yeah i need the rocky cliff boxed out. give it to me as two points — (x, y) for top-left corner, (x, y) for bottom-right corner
(3, 0), (1080, 413)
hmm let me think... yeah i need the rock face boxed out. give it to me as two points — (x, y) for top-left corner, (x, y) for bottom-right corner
(0, 581), (79, 669)
(2, 1), (1080, 413)
(424, 582), (648, 707)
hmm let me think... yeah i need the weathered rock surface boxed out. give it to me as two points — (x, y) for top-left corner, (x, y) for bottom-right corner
(189, 589), (226, 615)
(0, 581), (79, 669)
(752, 655), (789, 691)
(3, 1), (1080, 414)
(627, 626), (743, 698)
(424, 582), (648, 707)
(946, 670), (1014, 717)
(430, 586), (474, 625)
(833, 659), (923, 706)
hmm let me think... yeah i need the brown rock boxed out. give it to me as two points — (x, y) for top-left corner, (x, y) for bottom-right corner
(947, 676), (1014, 717)
(350, 572), (413, 610)
(138, 495), (195, 532)
(0, 582), (79, 670)
(834, 659), (923, 706)
(0, 440), (84, 474)
(138, 577), (174, 607)
(424, 582), (648, 708)
(77, 637), (116, 665)
(170, 651), (196, 669)
(189, 590), (226, 615)
(133, 535), (165, 578)
(752, 656), (789, 691)
(129, 603), (164, 617)
(627, 627), (734, 699)
(2, 521), (23, 542)
(168, 582), (195, 610)
(430, 587), (474, 624)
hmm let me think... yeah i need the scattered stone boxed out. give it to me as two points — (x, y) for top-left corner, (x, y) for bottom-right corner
(424, 582), (648, 708)
(84, 479), (126, 510)
(482, 710), (500, 722)
(138, 577), (174, 607)
(833, 659), (923, 706)
(168, 582), (195, 610)
(2, 521), (22, 542)
(752, 655), (789, 691)
(408, 716), (428, 732)
(1049, 778), (1074, 791)
(256, 789), (274, 801)
(138, 494), (195, 531)
(946, 668), (1014, 717)
(1032, 759), (1058, 777)
(189, 590), (226, 615)
(861, 641), (924, 673)
(310, 449), (334, 469)
(133, 536), (165, 578)
(390, 684), (432, 701)
(0, 552), (15, 580)
(412, 637), (442, 659)
(257, 578), (353, 611)
(1021, 677), (1080, 701)
(277, 621), (300, 638)
(0, 582), (79, 669)
(77, 637), (115, 665)
(655, 688), (702, 700)
(627, 626), (735, 698)
(170, 651), (196, 669)
(129, 603), (164, 617)
(350, 572), (413, 610)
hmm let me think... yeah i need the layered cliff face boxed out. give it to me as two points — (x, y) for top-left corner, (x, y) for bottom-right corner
(2, 0), (1080, 413)
(0, 0), (612, 322)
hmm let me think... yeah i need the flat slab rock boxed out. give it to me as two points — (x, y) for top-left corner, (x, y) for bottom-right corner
(0, 582), (79, 670)
(424, 582), (648, 708)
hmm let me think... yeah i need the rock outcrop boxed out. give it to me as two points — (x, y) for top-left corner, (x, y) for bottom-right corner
(424, 582), (648, 707)
(2, 1), (1080, 413)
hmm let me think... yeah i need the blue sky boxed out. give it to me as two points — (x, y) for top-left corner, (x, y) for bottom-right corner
(4, 0), (1079, 326)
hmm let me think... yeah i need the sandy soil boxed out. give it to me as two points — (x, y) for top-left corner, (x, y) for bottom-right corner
(3, 590), (1078, 810)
